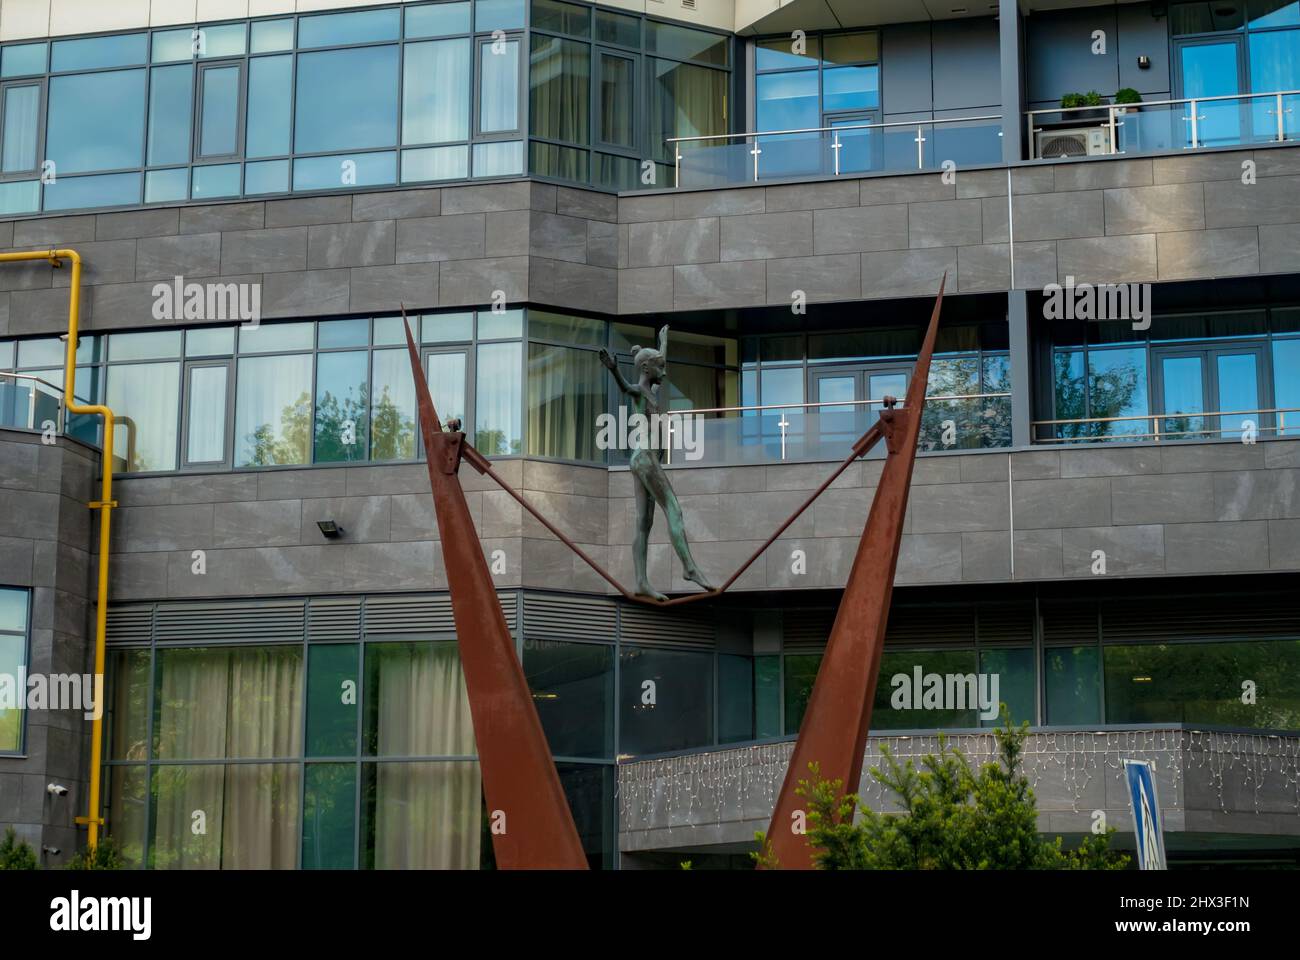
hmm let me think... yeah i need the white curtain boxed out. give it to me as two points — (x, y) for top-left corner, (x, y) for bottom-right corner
(1, 85), (39, 173)
(403, 38), (470, 144)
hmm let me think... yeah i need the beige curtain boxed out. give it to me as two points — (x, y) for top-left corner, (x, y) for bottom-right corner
(372, 642), (480, 869)
(152, 646), (303, 869)
(526, 344), (604, 461)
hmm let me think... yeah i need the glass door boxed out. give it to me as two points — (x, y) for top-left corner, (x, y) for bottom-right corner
(182, 360), (232, 469)
(1211, 347), (1266, 439)
(1154, 345), (1266, 439)
(810, 365), (909, 454)
(1176, 37), (1246, 147)
(423, 348), (469, 433)
(1156, 351), (1208, 439)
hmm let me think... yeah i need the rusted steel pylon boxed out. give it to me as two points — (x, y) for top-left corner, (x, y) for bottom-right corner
(403, 318), (588, 869)
(762, 276), (946, 870)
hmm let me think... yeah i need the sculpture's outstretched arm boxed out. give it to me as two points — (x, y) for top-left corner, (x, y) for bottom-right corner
(598, 347), (640, 396)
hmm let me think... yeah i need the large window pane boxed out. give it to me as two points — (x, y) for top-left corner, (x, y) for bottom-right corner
(363, 641), (476, 757)
(1, 43), (46, 78)
(235, 353), (312, 466)
(618, 645), (713, 757)
(314, 350), (369, 463)
(296, 47), (399, 153)
(0, 629), (25, 752)
(370, 348), (417, 461)
(403, 145), (468, 181)
(306, 644), (359, 757)
(475, 341), (521, 454)
(246, 55), (291, 158)
(526, 343), (603, 461)
(646, 21), (729, 67)
(533, 0), (590, 36)
(756, 70), (818, 131)
(872, 649), (981, 730)
(185, 364), (227, 464)
(303, 763), (357, 869)
(44, 172), (142, 210)
(407, 2), (471, 38)
(718, 654), (754, 744)
(150, 763), (225, 868)
(823, 64), (878, 113)
(1044, 646), (1100, 725)
(648, 58), (726, 162)
(147, 64), (193, 166)
(107, 765), (148, 868)
(299, 9), (400, 48)
(294, 152), (396, 190)
(1273, 339), (1300, 435)
(1089, 346), (1148, 438)
(472, 139), (522, 176)
(51, 34), (147, 71)
(557, 762), (614, 869)
(425, 351), (467, 426)
(107, 361), (180, 472)
(529, 35), (589, 144)
(979, 647), (1035, 727)
(361, 761), (481, 868)
(480, 39), (521, 132)
(598, 54), (635, 148)
(47, 70), (147, 173)
(1, 84), (39, 173)
(403, 39), (470, 145)
(523, 639), (613, 758)
(108, 647), (150, 761)
(783, 653), (820, 735)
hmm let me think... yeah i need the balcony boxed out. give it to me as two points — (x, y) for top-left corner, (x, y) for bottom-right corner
(1029, 89), (1300, 159)
(0, 372), (64, 434)
(666, 114), (1003, 190)
(1034, 405), (1300, 444)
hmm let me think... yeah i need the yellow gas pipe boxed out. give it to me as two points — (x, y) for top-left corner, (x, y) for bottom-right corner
(0, 249), (113, 850)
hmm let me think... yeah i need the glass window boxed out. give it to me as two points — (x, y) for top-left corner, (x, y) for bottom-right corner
(298, 9), (400, 48)
(192, 163), (241, 199)
(147, 64), (194, 166)
(598, 54), (635, 148)
(407, 2), (471, 38)
(618, 645), (713, 756)
(1, 84), (40, 173)
(646, 21), (729, 67)
(422, 312), (473, 342)
(302, 763), (357, 869)
(363, 641), (475, 757)
(1089, 347), (1148, 438)
(0, 587), (27, 753)
(528, 310), (602, 345)
(526, 343), (603, 461)
(185, 364), (228, 464)
(296, 46), (399, 153)
(145, 168), (187, 203)
(44, 172), (141, 210)
(823, 31), (879, 64)
(370, 349), (417, 461)
(403, 145), (468, 181)
(107, 647), (149, 762)
(871, 649), (981, 730)
(530, 35), (589, 144)
(523, 639), (613, 758)
(361, 760), (482, 868)
(199, 65), (240, 157)
(315, 351), (369, 463)
(478, 308), (522, 340)
(760, 366), (804, 407)
(756, 70), (818, 131)
(472, 139), (522, 176)
(306, 644), (359, 757)
(319, 317), (370, 349)
(1273, 339), (1300, 435)
(1248, 0), (1300, 25)
(1170, 0), (1246, 33)
(294, 152), (397, 191)
(1, 42), (46, 78)
(718, 654), (754, 744)
(426, 351), (467, 426)
(823, 65), (878, 113)
(239, 321), (313, 353)
(783, 653), (820, 735)
(186, 326), (235, 357)
(197, 24), (246, 60)
(755, 655), (781, 739)
(152, 28), (197, 63)
(372, 316), (408, 345)
(244, 159), (288, 194)
(476, 0), (526, 32)
(106, 765), (148, 868)
(107, 361), (180, 472)
(403, 39), (471, 144)
(532, 0), (590, 37)
(757, 36), (820, 70)
(530, 141), (586, 180)
(979, 647), (1035, 727)
(479, 38), (520, 132)
(251, 19), (295, 54)
(475, 341), (521, 454)
(235, 353), (313, 466)
(51, 34), (147, 72)
(595, 10), (639, 48)
(1044, 646), (1101, 725)
(0, 179), (38, 214)
(648, 58), (727, 162)
(246, 55), (291, 158)
(47, 70), (147, 173)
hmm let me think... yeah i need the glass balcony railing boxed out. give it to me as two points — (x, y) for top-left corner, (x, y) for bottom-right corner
(1033, 406), (1300, 443)
(1028, 90), (1300, 159)
(667, 114), (1003, 189)
(0, 372), (64, 433)
(656, 393), (1011, 468)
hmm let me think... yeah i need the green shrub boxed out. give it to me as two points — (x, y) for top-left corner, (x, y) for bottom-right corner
(0, 827), (38, 870)
(1115, 88), (1142, 105)
(65, 836), (124, 870)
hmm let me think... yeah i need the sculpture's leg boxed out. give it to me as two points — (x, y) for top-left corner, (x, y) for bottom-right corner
(638, 457), (713, 591)
(631, 467), (667, 602)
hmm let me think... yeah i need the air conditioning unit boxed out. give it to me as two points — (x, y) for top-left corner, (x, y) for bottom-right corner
(1036, 126), (1111, 159)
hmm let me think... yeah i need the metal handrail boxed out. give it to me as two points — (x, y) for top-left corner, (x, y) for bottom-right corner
(1028, 88), (1298, 156)
(666, 113), (1003, 186)
(0, 370), (66, 433)
(671, 391), (1012, 417)
(1033, 405), (1298, 442)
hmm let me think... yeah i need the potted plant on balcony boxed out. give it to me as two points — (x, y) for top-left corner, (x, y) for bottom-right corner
(1060, 91), (1106, 122)
(1114, 88), (1142, 114)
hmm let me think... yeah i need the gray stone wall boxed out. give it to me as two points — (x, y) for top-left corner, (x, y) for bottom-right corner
(0, 430), (96, 865)
(105, 438), (1300, 601)
(617, 728), (1300, 855)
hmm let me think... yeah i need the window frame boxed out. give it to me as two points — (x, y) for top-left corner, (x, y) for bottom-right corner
(194, 58), (246, 162)
(0, 587), (31, 756)
(0, 77), (45, 178)
(181, 357), (235, 470)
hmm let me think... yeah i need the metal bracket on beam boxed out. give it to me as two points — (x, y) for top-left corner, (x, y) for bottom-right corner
(88, 500), (117, 509)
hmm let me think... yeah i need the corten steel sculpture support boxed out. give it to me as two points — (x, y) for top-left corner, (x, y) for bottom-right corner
(402, 318), (588, 870)
(761, 276), (947, 870)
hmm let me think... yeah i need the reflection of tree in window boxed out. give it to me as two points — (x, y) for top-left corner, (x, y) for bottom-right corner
(314, 383), (368, 463)
(370, 386), (415, 461)
(244, 392), (311, 465)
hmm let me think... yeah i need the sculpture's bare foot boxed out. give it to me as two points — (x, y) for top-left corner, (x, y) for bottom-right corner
(636, 583), (669, 603)
(684, 567), (715, 592)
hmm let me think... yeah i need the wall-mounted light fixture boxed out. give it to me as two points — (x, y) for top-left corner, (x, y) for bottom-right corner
(1138, 55), (1152, 69)
(316, 520), (343, 539)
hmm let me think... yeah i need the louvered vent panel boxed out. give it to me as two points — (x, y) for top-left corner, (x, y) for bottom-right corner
(363, 595), (455, 635)
(524, 594), (616, 642)
(783, 609), (835, 651)
(1041, 600), (1098, 646)
(154, 599), (305, 643)
(1103, 594), (1300, 643)
(619, 603), (714, 648)
(977, 603), (1035, 645)
(885, 604), (975, 646)
(107, 606), (153, 644)
(498, 592), (518, 632)
(308, 597), (362, 642)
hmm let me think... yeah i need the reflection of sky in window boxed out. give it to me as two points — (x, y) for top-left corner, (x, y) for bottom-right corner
(756, 71), (817, 130)
(46, 70), (146, 173)
(295, 46), (398, 153)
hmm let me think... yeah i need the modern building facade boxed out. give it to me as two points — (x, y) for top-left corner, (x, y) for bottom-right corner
(0, 0), (1298, 869)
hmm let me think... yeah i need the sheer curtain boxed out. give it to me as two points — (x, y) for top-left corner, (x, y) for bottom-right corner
(649, 58), (727, 164)
(529, 35), (589, 178)
(1, 85), (39, 173)
(526, 344), (603, 461)
(372, 642), (480, 869)
(403, 38), (471, 144)
(480, 39), (520, 132)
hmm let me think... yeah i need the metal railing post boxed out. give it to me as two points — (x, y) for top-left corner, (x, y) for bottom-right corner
(915, 124), (925, 168)
(1107, 106), (1118, 154)
(1189, 98), (1200, 148)
(674, 144), (681, 188)
(832, 129), (841, 176)
(1027, 113), (1036, 159)
(1278, 92), (1286, 142)
(751, 137), (761, 182)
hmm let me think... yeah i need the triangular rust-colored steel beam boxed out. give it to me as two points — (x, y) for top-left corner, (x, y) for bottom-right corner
(402, 316), (588, 869)
(762, 275), (947, 870)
